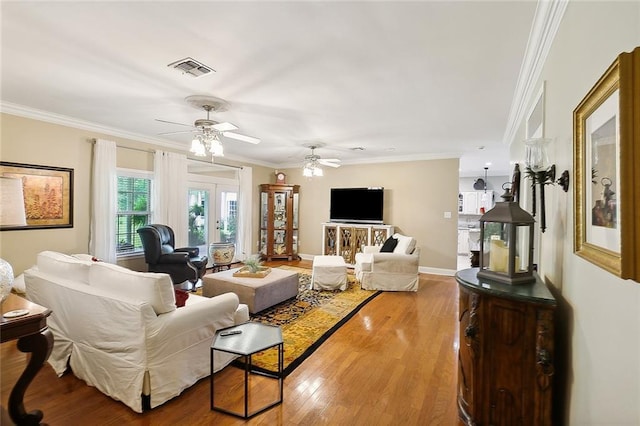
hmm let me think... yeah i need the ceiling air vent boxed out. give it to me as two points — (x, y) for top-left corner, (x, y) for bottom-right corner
(167, 57), (215, 78)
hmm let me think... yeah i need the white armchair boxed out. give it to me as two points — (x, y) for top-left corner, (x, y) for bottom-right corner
(354, 234), (420, 291)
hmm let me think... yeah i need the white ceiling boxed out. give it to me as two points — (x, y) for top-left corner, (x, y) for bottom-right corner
(0, 1), (539, 178)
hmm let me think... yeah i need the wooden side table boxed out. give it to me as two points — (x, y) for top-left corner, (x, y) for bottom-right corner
(1, 293), (53, 426)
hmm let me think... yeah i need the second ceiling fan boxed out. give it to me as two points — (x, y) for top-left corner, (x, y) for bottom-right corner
(303, 143), (340, 177)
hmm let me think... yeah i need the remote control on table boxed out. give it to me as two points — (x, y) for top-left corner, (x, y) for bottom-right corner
(220, 330), (242, 336)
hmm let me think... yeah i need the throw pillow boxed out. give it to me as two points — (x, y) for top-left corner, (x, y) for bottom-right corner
(392, 233), (416, 255)
(174, 289), (189, 307)
(380, 237), (398, 253)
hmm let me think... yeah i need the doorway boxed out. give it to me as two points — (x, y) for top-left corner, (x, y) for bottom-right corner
(188, 182), (239, 266)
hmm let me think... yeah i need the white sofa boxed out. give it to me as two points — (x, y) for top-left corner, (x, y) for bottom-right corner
(23, 251), (249, 413)
(354, 234), (420, 292)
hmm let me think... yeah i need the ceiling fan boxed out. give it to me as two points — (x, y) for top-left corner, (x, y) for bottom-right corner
(303, 143), (341, 177)
(156, 95), (261, 147)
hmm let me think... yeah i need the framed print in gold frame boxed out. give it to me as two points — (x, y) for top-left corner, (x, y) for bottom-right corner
(573, 47), (640, 281)
(0, 161), (74, 230)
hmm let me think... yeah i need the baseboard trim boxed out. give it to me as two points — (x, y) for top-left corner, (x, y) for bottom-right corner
(298, 253), (315, 261)
(419, 266), (456, 276)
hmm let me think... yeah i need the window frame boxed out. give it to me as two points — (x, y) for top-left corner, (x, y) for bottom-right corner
(116, 168), (153, 258)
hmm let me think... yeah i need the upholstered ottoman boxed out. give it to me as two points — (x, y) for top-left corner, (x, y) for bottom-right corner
(202, 267), (298, 314)
(312, 255), (348, 291)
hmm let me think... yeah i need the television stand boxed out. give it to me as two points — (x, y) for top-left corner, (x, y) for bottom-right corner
(321, 223), (394, 265)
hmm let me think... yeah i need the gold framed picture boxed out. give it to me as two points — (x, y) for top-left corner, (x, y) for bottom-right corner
(573, 47), (640, 281)
(0, 161), (74, 230)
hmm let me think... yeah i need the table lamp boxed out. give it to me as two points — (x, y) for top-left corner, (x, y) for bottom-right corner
(0, 176), (27, 301)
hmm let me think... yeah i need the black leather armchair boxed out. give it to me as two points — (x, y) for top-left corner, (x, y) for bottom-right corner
(137, 224), (208, 290)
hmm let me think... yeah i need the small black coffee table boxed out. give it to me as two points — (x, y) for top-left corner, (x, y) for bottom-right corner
(210, 322), (283, 419)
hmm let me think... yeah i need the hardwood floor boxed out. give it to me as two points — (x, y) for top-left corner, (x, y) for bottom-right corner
(1, 261), (461, 425)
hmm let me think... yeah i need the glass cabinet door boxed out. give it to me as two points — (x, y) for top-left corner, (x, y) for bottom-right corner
(292, 230), (298, 255)
(293, 193), (299, 229)
(292, 192), (299, 255)
(273, 192), (287, 228)
(260, 230), (267, 255)
(261, 191), (268, 229)
(260, 191), (268, 255)
(274, 230), (286, 255)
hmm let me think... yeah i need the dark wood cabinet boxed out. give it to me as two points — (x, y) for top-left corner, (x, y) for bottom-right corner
(1, 293), (53, 425)
(456, 268), (556, 426)
(259, 184), (300, 261)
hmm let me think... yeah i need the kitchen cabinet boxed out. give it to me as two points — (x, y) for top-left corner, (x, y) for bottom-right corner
(459, 191), (494, 215)
(460, 192), (479, 214)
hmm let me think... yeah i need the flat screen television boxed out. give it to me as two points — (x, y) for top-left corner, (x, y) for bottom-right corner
(330, 187), (384, 224)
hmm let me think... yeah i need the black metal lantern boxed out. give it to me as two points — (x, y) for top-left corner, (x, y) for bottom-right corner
(477, 187), (535, 285)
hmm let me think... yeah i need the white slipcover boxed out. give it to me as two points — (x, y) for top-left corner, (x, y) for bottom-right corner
(24, 251), (249, 412)
(354, 237), (420, 291)
(312, 255), (348, 291)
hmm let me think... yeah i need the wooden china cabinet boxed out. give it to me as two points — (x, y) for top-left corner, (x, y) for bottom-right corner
(456, 268), (557, 426)
(259, 184), (300, 261)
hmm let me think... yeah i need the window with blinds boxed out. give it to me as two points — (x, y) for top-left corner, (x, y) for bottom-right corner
(116, 175), (151, 254)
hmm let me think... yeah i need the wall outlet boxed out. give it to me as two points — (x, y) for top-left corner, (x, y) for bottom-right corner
(444, 211), (452, 219)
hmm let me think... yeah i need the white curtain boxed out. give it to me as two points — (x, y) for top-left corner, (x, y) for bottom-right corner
(90, 139), (117, 263)
(237, 166), (253, 261)
(153, 151), (188, 247)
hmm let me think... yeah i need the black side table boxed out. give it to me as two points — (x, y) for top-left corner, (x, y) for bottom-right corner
(210, 322), (283, 419)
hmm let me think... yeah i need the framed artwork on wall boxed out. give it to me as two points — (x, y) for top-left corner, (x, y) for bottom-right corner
(573, 47), (640, 281)
(0, 161), (74, 230)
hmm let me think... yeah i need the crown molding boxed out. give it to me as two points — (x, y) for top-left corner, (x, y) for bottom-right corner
(277, 151), (462, 169)
(502, 0), (569, 147)
(0, 101), (285, 169)
(0, 101), (186, 150)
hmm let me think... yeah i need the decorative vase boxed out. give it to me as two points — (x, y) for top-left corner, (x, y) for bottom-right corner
(0, 258), (15, 302)
(208, 242), (235, 266)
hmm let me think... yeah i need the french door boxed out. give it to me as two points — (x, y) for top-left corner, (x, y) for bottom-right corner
(188, 183), (238, 265)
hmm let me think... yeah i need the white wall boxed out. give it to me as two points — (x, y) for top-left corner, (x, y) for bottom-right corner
(510, 2), (640, 424)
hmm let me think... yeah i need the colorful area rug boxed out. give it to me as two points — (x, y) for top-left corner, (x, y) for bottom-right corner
(248, 266), (380, 377)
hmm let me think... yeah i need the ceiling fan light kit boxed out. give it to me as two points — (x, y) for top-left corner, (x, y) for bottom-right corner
(303, 162), (324, 177)
(190, 130), (224, 158)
